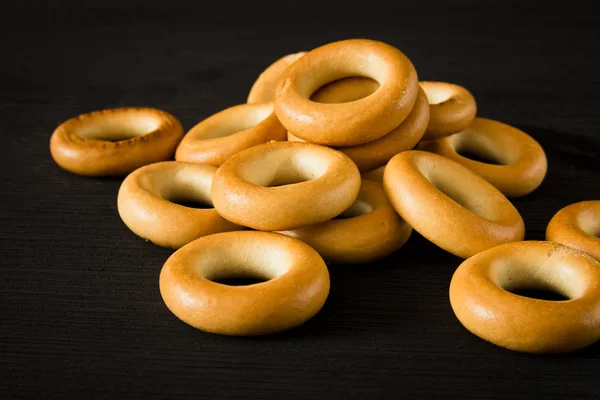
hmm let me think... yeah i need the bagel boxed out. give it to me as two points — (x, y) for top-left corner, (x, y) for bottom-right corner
(247, 52), (306, 104)
(546, 201), (600, 261)
(419, 118), (547, 197)
(277, 180), (412, 264)
(211, 141), (361, 231)
(275, 39), (419, 146)
(159, 231), (330, 336)
(175, 102), (286, 166)
(383, 150), (524, 258)
(117, 161), (241, 248)
(420, 81), (477, 140)
(50, 107), (183, 176)
(288, 87), (429, 172)
(450, 241), (600, 353)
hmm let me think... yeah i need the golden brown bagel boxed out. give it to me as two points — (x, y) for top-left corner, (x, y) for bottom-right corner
(546, 201), (600, 261)
(450, 241), (600, 353)
(159, 231), (330, 336)
(211, 141), (361, 231)
(275, 39), (419, 146)
(288, 87), (429, 172)
(50, 107), (183, 176)
(361, 165), (385, 183)
(383, 150), (524, 258)
(175, 102), (286, 166)
(117, 161), (241, 249)
(247, 52), (306, 103)
(277, 180), (412, 264)
(420, 81), (477, 140)
(419, 118), (547, 197)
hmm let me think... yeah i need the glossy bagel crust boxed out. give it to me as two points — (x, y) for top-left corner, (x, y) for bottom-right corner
(247, 52), (306, 104)
(275, 39), (419, 146)
(383, 150), (524, 258)
(288, 87), (429, 172)
(175, 102), (286, 166)
(117, 161), (241, 249)
(211, 141), (361, 231)
(159, 231), (330, 336)
(450, 241), (600, 353)
(277, 180), (412, 264)
(546, 201), (600, 261)
(50, 107), (183, 176)
(420, 81), (477, 140)
(419, 118), (547, 197)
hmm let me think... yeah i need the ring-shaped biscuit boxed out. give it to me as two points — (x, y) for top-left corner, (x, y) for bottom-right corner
(175, 102), (286, 166)
(420, 81), (477, 140)
(275, 39), (419, 146)
(118, 161), (241, 249)
(450, 241), (600, 353)
(211, 141), (361, 231)
(547, 201), (600, 261)
(288, 87), (429, 172)
(247, 52), (306, 104)
(50, 107), (183, 176)
(419, 118), (547, 197)
(277, 180), (412, 264)
(383, 150), (524, 258)
(159, 231), (330, 336)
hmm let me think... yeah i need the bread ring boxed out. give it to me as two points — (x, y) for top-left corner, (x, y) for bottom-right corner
(361, 166), (385, 183)
(420, 81), (477, 140)
(247, 52), (306, 104)
(450, 241), (600, 353)
(275, 39), (419, 146)
(547, 201), (600, 261)
(419, 118), (547, 197)
(288, 87), (429, 172)
(159, 231), (330, 336)
(277, 180), (412, 264)
(117, 161), (241, 249)
(383, 150), (524, 258)
(211, 141), (361, 231)
(50, 107), (183, 176)
(175, 102), (286, 166)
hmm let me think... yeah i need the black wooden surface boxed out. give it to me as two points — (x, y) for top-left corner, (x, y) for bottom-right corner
(2, 1), (600, 399)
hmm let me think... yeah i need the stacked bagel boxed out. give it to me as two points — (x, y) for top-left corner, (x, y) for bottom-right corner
(49, 39), (600, 353)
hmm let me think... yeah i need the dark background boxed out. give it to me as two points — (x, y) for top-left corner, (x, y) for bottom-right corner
(2, 1), (599, 398)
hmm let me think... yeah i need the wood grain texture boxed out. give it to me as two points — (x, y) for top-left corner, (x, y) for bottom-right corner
(1, 1), (599, 398)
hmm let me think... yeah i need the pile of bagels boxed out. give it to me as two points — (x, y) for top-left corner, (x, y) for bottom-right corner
(50, 39), (600, 354)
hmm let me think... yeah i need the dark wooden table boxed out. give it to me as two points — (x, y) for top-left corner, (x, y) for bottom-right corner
(2, 1), (599, 398)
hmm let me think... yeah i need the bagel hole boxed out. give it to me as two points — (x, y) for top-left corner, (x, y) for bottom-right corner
(455, 145), (504, 165)
(430, 178), (489, 219)
(509, 288), (569, 301)
(169, 199), (213, 209)
(334, 199), (374, 219)
(491, 259), (587, 301)
(197, 244), (291, 285)
(310, 77), (379, 104)
(76, 115), (160, 141)
(211, 277), (267, 286)
(238, 150), (329, 187)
